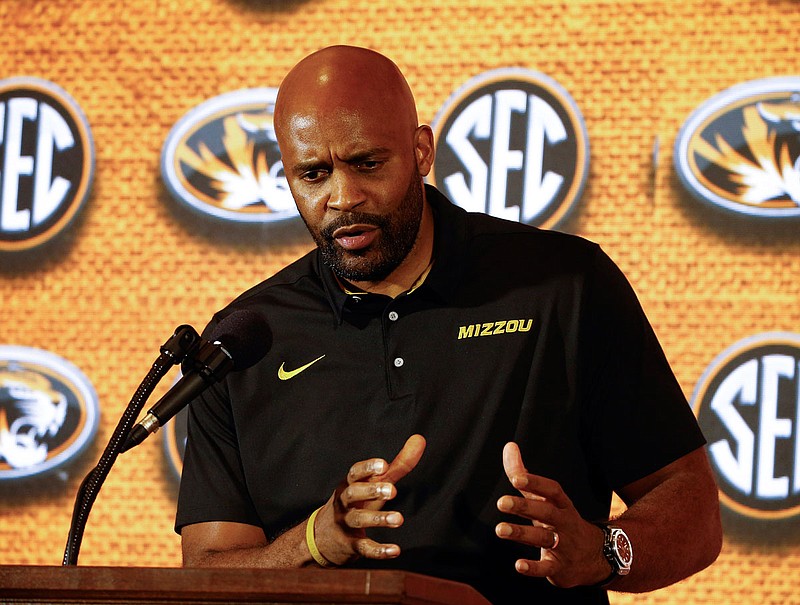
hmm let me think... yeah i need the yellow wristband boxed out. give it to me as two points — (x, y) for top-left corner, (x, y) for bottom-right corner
(306, 506), (335, 568)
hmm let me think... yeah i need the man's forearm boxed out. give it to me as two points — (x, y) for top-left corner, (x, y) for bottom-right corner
(606, 450), (722, 592)
(183, 521), (317, 569)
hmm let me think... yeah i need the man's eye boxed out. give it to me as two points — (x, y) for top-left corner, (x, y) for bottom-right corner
(301, 169), (327, 182)
(358, 160), (382, 171)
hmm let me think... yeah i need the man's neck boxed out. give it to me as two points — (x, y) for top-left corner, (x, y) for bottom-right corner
(346, 258), (433, 298)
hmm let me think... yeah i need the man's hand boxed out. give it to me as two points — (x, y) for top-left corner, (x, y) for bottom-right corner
(180, 434), (426, 569)
(495, 442), (610, 588)
(312, 434), (426, 566)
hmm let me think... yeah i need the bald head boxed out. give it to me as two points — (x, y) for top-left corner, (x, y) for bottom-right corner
(274, 46), (419, 146)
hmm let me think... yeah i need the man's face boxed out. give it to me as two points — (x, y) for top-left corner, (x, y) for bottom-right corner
(278, 104), (430, 283)
(311, 170), (424, 282)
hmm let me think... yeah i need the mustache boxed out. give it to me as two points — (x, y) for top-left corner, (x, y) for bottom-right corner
(320, 212), (389, 239)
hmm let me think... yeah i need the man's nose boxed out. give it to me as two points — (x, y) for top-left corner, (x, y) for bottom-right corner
(327, 171), (366, 211)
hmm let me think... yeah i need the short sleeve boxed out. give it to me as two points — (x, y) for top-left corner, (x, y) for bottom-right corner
(174, 374), (262, 533)
(579, 246), (706, 489)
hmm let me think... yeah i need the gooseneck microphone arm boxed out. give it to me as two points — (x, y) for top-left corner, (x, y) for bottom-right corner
(62, 309), (272, 566)
(62, 325), (201, 567)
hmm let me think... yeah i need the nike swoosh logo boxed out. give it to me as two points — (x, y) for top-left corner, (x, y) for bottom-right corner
(278, 355), (326, 380)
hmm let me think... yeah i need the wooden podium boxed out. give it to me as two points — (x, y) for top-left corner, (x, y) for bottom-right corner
(0, 565), (492, 604)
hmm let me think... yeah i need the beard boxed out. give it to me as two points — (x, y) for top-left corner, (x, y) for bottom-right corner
(307, 173), (425, 283)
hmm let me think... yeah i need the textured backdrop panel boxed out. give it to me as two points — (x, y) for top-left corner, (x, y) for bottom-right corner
(1, 1), (798, 603)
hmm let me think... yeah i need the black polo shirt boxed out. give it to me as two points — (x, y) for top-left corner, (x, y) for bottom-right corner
(176, 185), (705, 605)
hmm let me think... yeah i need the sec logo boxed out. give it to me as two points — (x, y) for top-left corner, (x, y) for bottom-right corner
(693, 333), (800, 521)
(0, 78), (95, 251)
(430, 68), (589, 229)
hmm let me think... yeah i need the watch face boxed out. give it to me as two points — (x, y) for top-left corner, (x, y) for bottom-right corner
(613, 532), (633, 566)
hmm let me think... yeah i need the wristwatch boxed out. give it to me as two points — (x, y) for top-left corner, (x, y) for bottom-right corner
(596, 523), (633, 583)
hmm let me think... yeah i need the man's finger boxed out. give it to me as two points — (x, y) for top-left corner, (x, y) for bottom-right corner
(348, 458), (388, 484)
(507, 473), (571, 507)
(374, 434), (426, 483)
(495, 521), (559, 549)
(502, 443), (570, 507)
(353, 538), (401, 559)
(340, 482), (396, 507)
(502, 441), (544, 501)
(497, 494), (560, 524)
(502, 441), (527, 478)
(344, 508), (404, 529)
(514, 558), (559, 580)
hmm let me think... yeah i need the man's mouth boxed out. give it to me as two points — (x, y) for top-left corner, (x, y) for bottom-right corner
(332, 224), (379, 251)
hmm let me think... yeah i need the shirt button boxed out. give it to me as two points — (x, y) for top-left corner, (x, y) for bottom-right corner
(388, 311), (399, 321)
(393, 357), (404, 368)
(351, 296), (362, 304)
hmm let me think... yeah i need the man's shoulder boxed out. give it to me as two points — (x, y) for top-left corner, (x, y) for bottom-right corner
(428, 184), (597, 256)
(216, 249), (324, 315)
(460, 207), (599, 265)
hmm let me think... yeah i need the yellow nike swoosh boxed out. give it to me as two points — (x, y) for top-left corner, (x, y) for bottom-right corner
(278, 355), (326, 381)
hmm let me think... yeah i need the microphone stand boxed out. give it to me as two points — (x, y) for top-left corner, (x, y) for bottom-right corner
(62, 325), (201, 566)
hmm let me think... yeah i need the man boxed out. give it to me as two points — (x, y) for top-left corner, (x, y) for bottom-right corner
(176, 45), (722, 604)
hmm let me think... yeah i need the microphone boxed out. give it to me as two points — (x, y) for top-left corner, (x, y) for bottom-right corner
(121, 309), (271, 453)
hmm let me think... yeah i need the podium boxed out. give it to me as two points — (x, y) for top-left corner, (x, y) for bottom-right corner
(0, 565), (492, 604)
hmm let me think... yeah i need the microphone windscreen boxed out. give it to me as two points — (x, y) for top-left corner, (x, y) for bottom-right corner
(210, 309), (272, 371)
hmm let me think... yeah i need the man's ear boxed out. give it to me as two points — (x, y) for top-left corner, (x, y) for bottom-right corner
(414, 125), (435, 177)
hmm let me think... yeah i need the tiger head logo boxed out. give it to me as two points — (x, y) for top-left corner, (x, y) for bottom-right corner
(0, 347), (98, 480)
(161, 88), (297, 222)
(0, 370), (68, 469)
(675, 78), (800, 218)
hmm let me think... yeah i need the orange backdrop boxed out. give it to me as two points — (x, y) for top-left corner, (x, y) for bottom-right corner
(1, 1), (799, 603)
